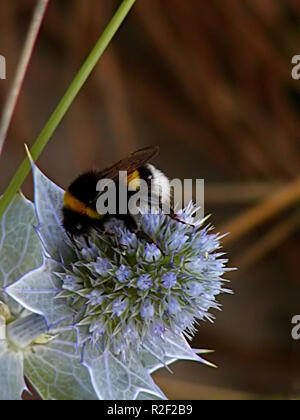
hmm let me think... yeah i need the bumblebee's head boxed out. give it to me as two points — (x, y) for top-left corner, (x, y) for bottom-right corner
(62, 207), (92, 237)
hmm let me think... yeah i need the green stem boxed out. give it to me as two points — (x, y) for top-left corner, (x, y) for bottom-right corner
(0, 0), (136, 220)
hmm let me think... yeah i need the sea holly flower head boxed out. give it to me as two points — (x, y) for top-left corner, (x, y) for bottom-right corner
(6, 162), (233, 400)
(47, 204), (231, 356)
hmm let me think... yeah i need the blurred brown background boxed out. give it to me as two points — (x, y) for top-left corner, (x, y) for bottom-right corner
(1, 0), (300, 400)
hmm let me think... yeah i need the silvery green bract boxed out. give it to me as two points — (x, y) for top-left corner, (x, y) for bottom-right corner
(0, 194), (97, 400)
(3, 161), (232, 400)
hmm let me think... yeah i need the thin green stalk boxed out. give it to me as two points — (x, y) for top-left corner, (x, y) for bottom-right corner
(0, 0), (136, 220)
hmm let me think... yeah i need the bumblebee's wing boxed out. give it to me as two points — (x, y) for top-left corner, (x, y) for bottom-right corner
(96, 145), (159, 182)
(90, 145), (159, 206)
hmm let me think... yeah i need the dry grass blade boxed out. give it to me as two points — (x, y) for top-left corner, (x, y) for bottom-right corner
(232, 211), (300, 273)
(205, 182), (284, 205)
(221, 177), (300, 244)
(0, 0), (49, 156)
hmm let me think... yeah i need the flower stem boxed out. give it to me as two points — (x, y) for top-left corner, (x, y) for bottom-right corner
(0, 0), (136, 220)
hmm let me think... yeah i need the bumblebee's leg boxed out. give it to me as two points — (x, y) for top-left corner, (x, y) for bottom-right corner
(149, 196), (194, 228)
(119, 214), (165, 256)
(83, 235), (90, 247)
(166, 205), (195, 228)
(66, 231), (75, 246)
(94, 216), (127, 250)
(102, 229), (128, 251)
(135, 230), (165, 256)
(93, 217), (114, 237)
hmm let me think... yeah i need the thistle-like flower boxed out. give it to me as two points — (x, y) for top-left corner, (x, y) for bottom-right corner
(56, 203), (230, 359)
(6, 163), (233, 400)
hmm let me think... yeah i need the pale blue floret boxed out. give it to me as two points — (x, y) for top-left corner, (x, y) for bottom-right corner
(143, 243), (162, 262)
(93, 257), (111, 275)
(168, 233), (189, 251)
(162, 272), (177, 288)
(63, 275), (78, 291)
(177, 312), (195, 330)
(115, 265), (131, 283)
(140, 301), (154, 319)
(112, 297), (127, 316)
(167, 297), (181, 315)
(142, 212), (163, 236)
(137, 274), (152, 291)
(89, 318), (106, 344)
(81, 243), (99, 261)
(88, 290), (104, 306)
(185, 281), (205, 297)
(186, 256), (207, 273)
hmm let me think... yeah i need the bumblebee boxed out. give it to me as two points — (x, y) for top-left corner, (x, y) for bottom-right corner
(62, 146), (179, 246)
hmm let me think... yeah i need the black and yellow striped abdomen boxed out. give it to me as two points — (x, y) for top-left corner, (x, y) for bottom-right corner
(63, 190), (101, 220)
